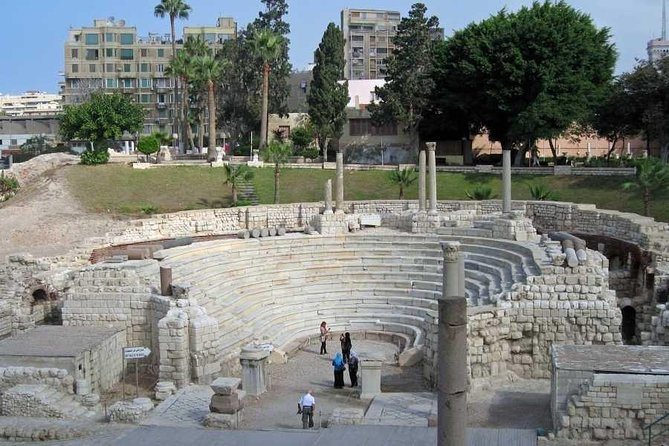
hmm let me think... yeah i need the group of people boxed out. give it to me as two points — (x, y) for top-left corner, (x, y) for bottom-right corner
(320, 322), (359, 389)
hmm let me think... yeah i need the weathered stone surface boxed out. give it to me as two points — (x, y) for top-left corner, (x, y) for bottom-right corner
(209, 393), (243, 414)
(210, 377), (241, 396)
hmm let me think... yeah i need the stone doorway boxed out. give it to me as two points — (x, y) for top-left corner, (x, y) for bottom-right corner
(29, 287), (61, 325)
(621, 305), (636, 344)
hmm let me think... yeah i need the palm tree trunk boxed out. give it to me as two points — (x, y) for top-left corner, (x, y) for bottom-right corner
(274, 164), (280, 204)
(260, 63), (270, 149)
(644, 188), (651, 216)
(207, 80), (216, 161)
(232, 185), (238, 204)
(182, 78), (195, 151)
(399, 185), (404, 200)
(198, 108), (205, 150)
(170, 16), (180, 153)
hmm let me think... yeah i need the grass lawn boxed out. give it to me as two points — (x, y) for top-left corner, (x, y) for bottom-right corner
(65, 164), (669, 222)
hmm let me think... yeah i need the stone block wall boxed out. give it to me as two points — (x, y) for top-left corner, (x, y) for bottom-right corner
(188, 309), (220, 384)
(0, 367), (74, 394)
(157, 309), (190, 388)
(84, 328), (125, 393)
(556, 373), (669, 441)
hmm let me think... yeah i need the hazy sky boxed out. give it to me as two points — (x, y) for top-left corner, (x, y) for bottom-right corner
(0, 0), (663, 94)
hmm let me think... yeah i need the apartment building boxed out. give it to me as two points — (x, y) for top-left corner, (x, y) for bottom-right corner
(0, 92), (62, 117)
(62, 17), (236, 135)
(341, 8), (401, 80)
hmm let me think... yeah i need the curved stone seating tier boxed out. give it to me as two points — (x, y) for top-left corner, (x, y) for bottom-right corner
(158, 233), (543, 368)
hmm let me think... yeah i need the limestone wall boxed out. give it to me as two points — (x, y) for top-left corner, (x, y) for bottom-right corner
(0, 367), (74, 394)
(83, 328), (125, 393)
(556, 373), (669, 441)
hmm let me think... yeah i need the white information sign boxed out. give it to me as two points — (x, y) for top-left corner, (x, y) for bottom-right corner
(123, 347), (151, 359)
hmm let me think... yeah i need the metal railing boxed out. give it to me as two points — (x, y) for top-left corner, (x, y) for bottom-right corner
(647, 411), (669, 446)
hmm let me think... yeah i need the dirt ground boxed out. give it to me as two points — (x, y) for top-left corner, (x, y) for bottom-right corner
(0, 154), (118, 259)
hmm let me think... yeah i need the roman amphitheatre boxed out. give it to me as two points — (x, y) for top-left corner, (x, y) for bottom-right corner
(0, 153), (667, 446)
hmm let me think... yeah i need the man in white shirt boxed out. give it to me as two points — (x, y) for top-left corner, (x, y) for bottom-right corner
(297, 389), (316, 429)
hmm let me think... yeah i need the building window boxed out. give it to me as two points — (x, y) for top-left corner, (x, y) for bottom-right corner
(123, 63), (132, 72)
(106, 78), (117, 88)
(140, 63), (150, 73)
(120, 49), (134, 60)
(157, 93), (166, 104)
(349, 119), (397, 136)
(10, 139), (17, 146)
(70, 49), (79, 58)
(121, 79), (134, 88)
(119, 33), (134, 45)
(105, 63), (115, 72)
(140, 94), (151, 103)
(140, 78), (151, 88)
(156, 63), (165, 73)
(85, 33), (99, 45)
(106, 48), (115, 58)
(71, 64), (79, 73)
(105, 32), (115, 43)
(157, 49), (165, 58)
(89, 64), (96, 73)
(140, 48), (148, 57)
(85, 49), (99, 60)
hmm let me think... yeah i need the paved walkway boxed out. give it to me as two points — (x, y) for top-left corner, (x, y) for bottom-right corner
(364, 392), (437, 426)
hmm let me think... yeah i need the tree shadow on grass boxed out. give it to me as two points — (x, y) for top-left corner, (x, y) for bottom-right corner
(196, 197), (229, 209)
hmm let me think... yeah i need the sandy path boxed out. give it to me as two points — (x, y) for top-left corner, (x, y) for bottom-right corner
(0, 154), (118, 259)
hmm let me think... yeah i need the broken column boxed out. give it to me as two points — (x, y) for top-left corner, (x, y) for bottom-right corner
(335, 151), (344, 212)
(439, 241), (467, 446)
(160, 266), (172, 296)
(239, 347), (270, 396)
(359, 352), (384, 400)
(502, 149), (512, 213)
(418, 149), (426, 212)
(204, 377), (246, 429)
(426, 142), (437, 214)
(324, 179), (333, 214)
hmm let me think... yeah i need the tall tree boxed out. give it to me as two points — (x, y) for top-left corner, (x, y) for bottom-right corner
(194, 55), (224, 161)
(154, 0), (192, 152)
(166, 49), (196, 151)
(261, 140), (292, 203)
(59, 92), (144, 151)
(223, 164), (254, 204)
(368, 3), (440, 152)
(249, 30), (284, 149)
(307, 23), (349, 163)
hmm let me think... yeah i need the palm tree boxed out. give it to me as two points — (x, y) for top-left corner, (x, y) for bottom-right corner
(224, 164), (254, 204)
(466, 185), (496, 200)
(248, 30), (284, 149)
(388, 168), (418, 200)
(623, 157), (669, 216)
(154, 0), (192, 151)
(528, 184), (557, 201)
(165, 51), (195, 151)
(183, 36), (210, 151)
(262, 141), (293, 203)
(194, 55), (223, 161)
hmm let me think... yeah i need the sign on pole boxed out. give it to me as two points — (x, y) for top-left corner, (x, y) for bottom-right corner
(123, 347), (151, 360)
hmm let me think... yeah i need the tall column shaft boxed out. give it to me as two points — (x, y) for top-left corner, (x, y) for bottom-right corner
(439, 242), (467, 446)
(335, 151), (344, 212)
(427, 142), (437, 214)
(418, 150), (426, 212)
(324, 179), (333, 214)
(502, 149), (512, 213)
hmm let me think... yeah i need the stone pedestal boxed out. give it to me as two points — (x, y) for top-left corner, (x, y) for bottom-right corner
(359, 354), (383, 400)
(239, 348), (270, 396)
(204, 377), (245, 429)
(247, 152), (264, 167)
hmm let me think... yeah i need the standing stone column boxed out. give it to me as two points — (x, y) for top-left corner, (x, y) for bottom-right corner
(324, 179), (333, 214)
(427, 142), (438, 214)
(418, 150), (426, 212)
(502, 149), (512, 214)
(239, 348), (270, 396)
(335, 151), (344, 212)
(439, 242), (467, 446)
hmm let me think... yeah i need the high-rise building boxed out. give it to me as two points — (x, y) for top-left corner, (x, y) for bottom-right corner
(0, 92), (62, 117)
(648, 0), (669, 62)
(341, 8), (401, 80)
(62, 17), (236, 135)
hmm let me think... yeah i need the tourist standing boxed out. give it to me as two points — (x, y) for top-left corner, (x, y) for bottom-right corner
(340, 332), (352, 363)
(348, 350), (359, 387)
(319, 321), (330, 355)
(297, 389), (315, 429)
(332, 352), (346, 388)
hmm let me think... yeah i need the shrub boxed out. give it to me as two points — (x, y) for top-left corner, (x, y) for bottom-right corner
(80, 149), (110, 165)
(529, 183), (557, 201)
(137, 135), (160, 161)
(140, 204), (158, 215)
(0, 173), (19, 195)
(466, 185), (496, 200)
(301, 146), (320, 160)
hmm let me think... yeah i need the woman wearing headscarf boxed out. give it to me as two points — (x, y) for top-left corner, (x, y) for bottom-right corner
(348, 350), (359, 387)
(332, 352), (346, 388)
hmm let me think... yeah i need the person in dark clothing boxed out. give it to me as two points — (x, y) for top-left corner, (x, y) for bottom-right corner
(332, 352), (346, 388)
(340, 332), (352, 363)
(348, 350), (359, 387)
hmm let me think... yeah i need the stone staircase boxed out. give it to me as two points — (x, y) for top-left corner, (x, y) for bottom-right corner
(159, 233), (544, 370)
(1, 384), (98, 420)
(236, 180), (258, 205)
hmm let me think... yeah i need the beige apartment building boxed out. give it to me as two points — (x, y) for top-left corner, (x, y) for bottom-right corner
(62, 17), (236, 135)
(341, 8), (401, 80)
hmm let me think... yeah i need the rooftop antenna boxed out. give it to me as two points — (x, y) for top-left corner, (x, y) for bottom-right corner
(663, 0), (666, 40)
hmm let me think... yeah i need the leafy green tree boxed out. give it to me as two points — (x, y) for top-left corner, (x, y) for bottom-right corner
(388, 167), (417, 199)
(249, 30), (284, 149)
(290, 124), (315, 154)
(137, 134), (160, 162)
(368, 3), (440, 151)
(154, 0), (192, 151)
(20, 135), (52, 155)
(307, 23), (349, 162)
(261, 140), (292, 203)
(433, 1), (615, 159)
(623, 157), (669, 216)
(59, 92), (145, 156)
(223, 164), (254, 204)
(194, 55), (224, 161)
